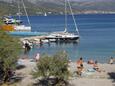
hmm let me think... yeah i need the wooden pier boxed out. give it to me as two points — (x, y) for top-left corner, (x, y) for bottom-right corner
(20, 36), (47, 44)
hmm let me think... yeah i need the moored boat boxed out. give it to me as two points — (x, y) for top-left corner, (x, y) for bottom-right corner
(46, 0), (80, 42)
(46, 31), (79, 42)
(1, 0), (32, 34)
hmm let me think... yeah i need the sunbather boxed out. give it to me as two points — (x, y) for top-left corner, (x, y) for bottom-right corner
(109, 57), (114, 64)
(76, 57), (84, 76)
(88, 59), (94, 65)
(93, 61), (101, 72)
(76, 57), (83, 67)
(77, 64), (84, 76)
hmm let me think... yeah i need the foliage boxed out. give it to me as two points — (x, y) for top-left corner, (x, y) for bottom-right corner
(0, 30), (21, 82)
(33, 51), (70, 86)
(0, 19), (4, 30)
(0, 19), (3, 25)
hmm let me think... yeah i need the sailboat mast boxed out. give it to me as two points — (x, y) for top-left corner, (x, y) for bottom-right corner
(21, 0), (31, 27)
(67, 0), (79, 35)
(64, 0), (67, 32)
(17, 0), (21, 20)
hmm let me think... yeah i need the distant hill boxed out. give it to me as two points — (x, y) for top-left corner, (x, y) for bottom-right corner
(0, 0), (115, 16)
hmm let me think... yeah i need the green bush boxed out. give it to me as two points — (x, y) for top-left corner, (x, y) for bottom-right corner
(0, 19), (3, 25)
(0, 30), (21, 82)
(33, 51), (70, 86)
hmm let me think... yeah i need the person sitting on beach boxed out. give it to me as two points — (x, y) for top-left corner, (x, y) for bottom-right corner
(88, 59), (94, 65)
(109, 57), (114, 64)
(93, 61), (101, 72)
(76, 64), (84, 76)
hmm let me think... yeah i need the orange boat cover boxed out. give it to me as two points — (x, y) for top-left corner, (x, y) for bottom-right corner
(0, 25), (14, 31)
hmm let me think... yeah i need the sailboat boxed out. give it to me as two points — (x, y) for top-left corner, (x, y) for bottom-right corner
(44, 12), (47, 16)
(8, 0), (46, 36)
(46, 0), (79, 42)
(3, 0), (31, 32)
(4, 0), (38, 36)
(13, 0), (31, 32)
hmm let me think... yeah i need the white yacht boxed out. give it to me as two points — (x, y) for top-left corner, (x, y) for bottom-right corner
(46, 31), (79, 42)
(46, 0), (80, 42)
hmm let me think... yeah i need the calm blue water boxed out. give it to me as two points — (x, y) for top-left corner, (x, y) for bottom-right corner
(16, 14), (115, 63)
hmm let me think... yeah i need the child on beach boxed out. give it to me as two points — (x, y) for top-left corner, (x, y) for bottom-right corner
(35, 53), (40, 62)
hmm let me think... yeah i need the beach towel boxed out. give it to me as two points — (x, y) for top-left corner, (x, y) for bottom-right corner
(17, 60), (25, 66)
(81, 71), (94, 77)
(87, 68), (95, 72)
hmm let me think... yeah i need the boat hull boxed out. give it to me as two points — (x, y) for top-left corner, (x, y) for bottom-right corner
(46, 36), (79, 42)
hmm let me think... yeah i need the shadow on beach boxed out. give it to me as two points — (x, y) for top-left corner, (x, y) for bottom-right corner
(16, 65), (26, 70)
(108, 72), (115, 82)
(0, 75), (24, 85)
(33, 78), (69, 86)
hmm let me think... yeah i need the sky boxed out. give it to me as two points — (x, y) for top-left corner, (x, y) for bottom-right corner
(71, 0), (113, 1)
(0, 0), (114, 2)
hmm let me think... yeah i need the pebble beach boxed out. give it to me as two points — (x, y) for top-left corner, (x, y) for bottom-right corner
(15, 58), (115, 86)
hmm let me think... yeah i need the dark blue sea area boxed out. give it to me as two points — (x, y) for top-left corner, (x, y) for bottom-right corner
(15, 14), (115, 63)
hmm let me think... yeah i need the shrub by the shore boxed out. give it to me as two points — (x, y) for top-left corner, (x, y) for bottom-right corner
(33, 51), (70, 86)
(0, 30), (21, 83)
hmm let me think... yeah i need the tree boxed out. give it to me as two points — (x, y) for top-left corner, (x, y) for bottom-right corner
(0, 18), (4, 29)
(33, 51), (70, 86)
(0, 30), (21, 82)
(0, 19), (3, 25)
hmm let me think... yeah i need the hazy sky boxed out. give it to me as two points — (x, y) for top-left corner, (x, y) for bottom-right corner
(71, 0), (113, 1)
(0, 0), (114, 2)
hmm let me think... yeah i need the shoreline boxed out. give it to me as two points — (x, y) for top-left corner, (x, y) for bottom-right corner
(15, 58), (115, 86)
(1, 13), (115, 17)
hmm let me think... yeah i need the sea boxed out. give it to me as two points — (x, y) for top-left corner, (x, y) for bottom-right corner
(15, 14), (115, 63)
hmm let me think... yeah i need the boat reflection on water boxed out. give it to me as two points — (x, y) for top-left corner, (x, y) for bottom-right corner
(38, 39), (80, 48)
